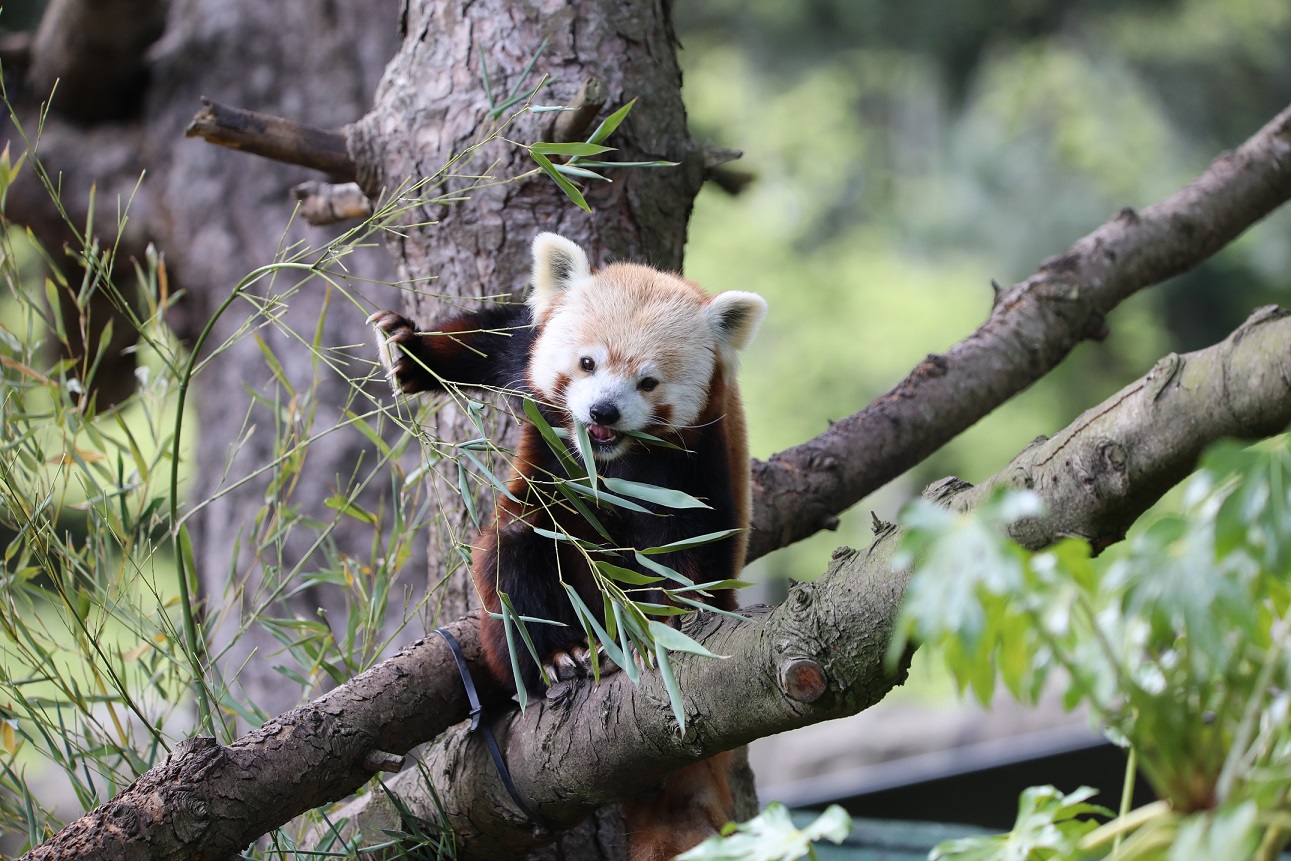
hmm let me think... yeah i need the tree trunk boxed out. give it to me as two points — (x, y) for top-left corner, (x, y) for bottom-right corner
(344, 0), (718, 853)
(3, 0), (410, 719)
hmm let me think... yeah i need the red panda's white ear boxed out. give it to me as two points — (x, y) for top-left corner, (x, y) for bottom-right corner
(704, 291), (767, 352)
(529, 233), (591, 316)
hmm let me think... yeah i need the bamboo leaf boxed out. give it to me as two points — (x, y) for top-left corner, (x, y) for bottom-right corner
(612, 601), (640, 683)
(456, 461), (479, 527)
(634, 552), (694, 585)
(499, 592), (553, 692)
(254, 333), (289, 388)
(635, 602), (691, 617)
(324, 495), (379, 526)
(587, 99), (637, 145)
(670, 578), (754, 594)
(523, 398), (584, 479)
(564, 480), (651, 513)
(504, 36), (549, 102)
(673, 594), (748, 622)
(344, 410), (394, 459)
(648, 620), (724, 658)
(532, 526), (599, 549)
(530, 142), (615, 157)
(564, 584), (628, 671)
(600, 476), (710, 509)
(461, 447), (521, 504)
(530, 150), (590, 212)
(497, 598), (529, 710)
(622, 428), (687, 451)
(655, 643), (685, 732)
(640, 529), (742, 555)
(553, 163), (612, 182)
(555, 481), (613, 541)
(595, 561), (664, 586)
(573, 420), (598, 484)
(572, 159), (679, 169)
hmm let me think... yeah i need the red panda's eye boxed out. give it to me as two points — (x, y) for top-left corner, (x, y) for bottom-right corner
(580, 357), (595, 372)
(638, 377), (659, 392)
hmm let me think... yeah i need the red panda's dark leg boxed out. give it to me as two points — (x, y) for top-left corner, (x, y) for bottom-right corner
(473, 518), (592, 693)
(368, 304), (532, 395)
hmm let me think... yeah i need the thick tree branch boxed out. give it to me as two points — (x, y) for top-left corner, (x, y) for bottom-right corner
(27, 0), (167, 122)
(185, 99), (358, 181)
(746, 102), (1291, 562)
(27, 306), (1291, 860)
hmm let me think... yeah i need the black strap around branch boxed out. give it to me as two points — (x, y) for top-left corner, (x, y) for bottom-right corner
(434, 627), (556, 831)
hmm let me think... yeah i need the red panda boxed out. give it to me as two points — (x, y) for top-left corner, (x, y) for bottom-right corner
(369, 232), (766, 860)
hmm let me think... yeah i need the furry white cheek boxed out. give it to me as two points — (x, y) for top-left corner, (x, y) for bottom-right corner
(528, 341), (575, 398)
(665, 381), (708, 429)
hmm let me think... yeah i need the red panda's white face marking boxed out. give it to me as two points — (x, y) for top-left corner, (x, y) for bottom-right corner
(527, 233), (766, 461)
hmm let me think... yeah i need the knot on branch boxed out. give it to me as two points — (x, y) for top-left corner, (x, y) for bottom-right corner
(779, 658), (828, 704)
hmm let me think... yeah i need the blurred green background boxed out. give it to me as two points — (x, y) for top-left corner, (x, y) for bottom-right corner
(675, 0), (1291, 590)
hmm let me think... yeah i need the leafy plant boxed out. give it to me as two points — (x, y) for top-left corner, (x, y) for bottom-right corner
(525, 99), (679, 212)
(678, 802), (852, 861)
(893, 435), (1291, 861)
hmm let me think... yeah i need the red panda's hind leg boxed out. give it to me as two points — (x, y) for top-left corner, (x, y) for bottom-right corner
(624, 751), (736, 861)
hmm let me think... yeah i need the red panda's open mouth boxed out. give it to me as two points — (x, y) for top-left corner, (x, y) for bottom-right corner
(587, 424), (619, 445)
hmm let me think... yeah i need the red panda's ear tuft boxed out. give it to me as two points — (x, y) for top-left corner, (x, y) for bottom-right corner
(704, 291), (767, 353)
(529, 233), (591, 317)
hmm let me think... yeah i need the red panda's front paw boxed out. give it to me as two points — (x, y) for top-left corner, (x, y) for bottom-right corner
(543, 640), (622, 684)
(367, 310), (431, 394)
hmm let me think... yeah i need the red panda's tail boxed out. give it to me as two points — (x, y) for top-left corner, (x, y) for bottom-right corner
(623, 750), (737, 861)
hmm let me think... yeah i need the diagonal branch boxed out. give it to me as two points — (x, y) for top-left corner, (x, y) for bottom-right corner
(27, 0), (168, 122)
(746, 102), (1291, 562)
(25, 305), (1291, 860)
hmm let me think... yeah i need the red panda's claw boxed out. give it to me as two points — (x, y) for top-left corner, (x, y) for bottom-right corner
(366, 309), (412, 331)
(368, 311), (426, 393)
(545, 641), (623, 684)
(548, 649), (581, 682)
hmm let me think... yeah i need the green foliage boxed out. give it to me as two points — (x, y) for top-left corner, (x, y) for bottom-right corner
(896, 435), (1291, 860)
(678, 802), (851, 861)
(0, 118), (464, 849)
(932, 787), (1110, 861)
(526, 99), (678, 212)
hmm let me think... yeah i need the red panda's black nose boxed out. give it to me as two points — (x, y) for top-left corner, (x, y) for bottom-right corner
(589, 402), (620, 426)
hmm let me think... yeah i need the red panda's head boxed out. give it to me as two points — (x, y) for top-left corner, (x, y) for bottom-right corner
(526, 233), (766, 461)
